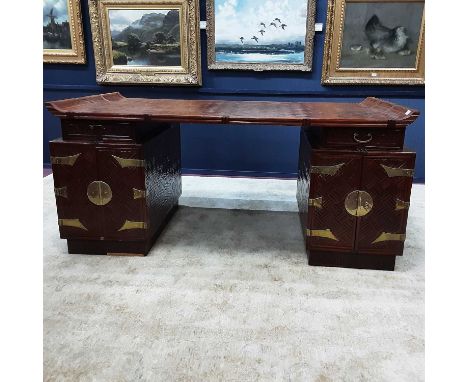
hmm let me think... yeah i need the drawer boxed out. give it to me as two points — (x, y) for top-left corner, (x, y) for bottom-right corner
(62, 120), (135, 142)
(322, 128), (405, 150)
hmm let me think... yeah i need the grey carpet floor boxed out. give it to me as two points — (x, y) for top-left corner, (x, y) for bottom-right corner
(43, 176), (424, 382)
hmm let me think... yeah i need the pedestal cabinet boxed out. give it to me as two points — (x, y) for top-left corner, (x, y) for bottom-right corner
(49, 120), (181, 256)
(297, 128), (415, 271)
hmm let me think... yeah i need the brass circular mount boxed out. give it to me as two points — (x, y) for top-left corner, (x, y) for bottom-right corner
(87, 181), (112, 206)
(345, 190), (373, 217)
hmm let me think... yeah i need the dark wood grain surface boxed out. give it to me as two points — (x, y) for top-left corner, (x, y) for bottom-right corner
(45, 92), (419, 127)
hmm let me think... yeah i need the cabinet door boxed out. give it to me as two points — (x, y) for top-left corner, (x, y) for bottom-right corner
(308, 151), (362, 252)
(50, 140), (101, 239)
(95, 145), (147, 240)
(356, 152), (415, 255)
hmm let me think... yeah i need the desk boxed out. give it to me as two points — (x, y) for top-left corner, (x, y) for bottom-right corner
(46, 93), (419, 270)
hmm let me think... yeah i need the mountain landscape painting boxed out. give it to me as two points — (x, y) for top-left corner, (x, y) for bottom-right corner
(43, 0), (72, 50)
(213, 0), (310, 64)
(109, 9), (181, 66)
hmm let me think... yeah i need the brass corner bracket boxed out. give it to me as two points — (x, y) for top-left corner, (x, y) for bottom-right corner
(311, 163), (345, 176)
(112, 155), (145, 169)
(118, 220), (147, 232)
(372, 232), (406, 244)
(51, 153), (81, 166)
(381, 164), (414, 178)
(58, 218), (88, 231)
(307, 228), (339, 241)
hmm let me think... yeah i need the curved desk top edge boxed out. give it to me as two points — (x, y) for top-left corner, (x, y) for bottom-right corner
(46, 92), (419, 128)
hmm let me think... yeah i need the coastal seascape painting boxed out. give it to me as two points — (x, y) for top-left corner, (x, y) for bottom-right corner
(207, 0), (316, 71)
(43, 0), (86, 63)
(109, 9), (181, 67)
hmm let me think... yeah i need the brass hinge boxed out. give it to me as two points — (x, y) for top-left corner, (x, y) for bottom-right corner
(395, 199), (410, 211)
(381, 164), (414, 178)
(308, 196), (323, 209)
(306, 228), (339, 241)
(50, 153), (81, 166)
(112, 155), (145, 168)
(133, 188), (147, 199)
(372, 232), (406, 244)
(58, 218), (88, 231)
(118, 220), (147, 231)
(310, 163), (344, 176)
(54, 186), (68, 198)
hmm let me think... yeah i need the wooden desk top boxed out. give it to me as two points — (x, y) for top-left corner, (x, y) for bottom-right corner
(46, 92), (419, 128)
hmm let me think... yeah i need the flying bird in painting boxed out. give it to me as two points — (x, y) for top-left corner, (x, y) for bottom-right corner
(260, 22), (266, 28)
(274, 18), (282, 23)
(259, 29), (265, 36)
(365, 15), (411, 59)
(270, 22), (277, 28)
(239, 37), (244, 44)
(251, 36), (259, 43)
(280, 24), (287, 30)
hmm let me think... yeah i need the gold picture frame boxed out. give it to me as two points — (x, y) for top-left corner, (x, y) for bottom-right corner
(206, 0), (316, 71)
(43, 0), (86, 64)
(88, 0), (202, 85)
(321, 0), (425, 85)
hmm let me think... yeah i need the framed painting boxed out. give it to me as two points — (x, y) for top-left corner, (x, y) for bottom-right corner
(206, 0), (316, 71)
(43, 0), (86, 64)
(88, 0), (202, 85)
(322, 0), (425, 85)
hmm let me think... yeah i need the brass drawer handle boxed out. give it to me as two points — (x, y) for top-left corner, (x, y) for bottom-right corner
(353, 132), (373, 144)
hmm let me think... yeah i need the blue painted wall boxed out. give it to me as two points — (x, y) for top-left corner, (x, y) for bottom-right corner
(44, 0), (425, 181)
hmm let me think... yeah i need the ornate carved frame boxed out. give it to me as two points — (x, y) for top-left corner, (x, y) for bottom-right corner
(321, 0), (425, 85)
(43, 0), (86, 64)
(206, 0), (316, 71)
(88, 0), (201, 85)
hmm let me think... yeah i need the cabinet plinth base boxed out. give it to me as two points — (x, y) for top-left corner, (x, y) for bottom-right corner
(307, 250), (396, 271)
(67, 204), (179, 256)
